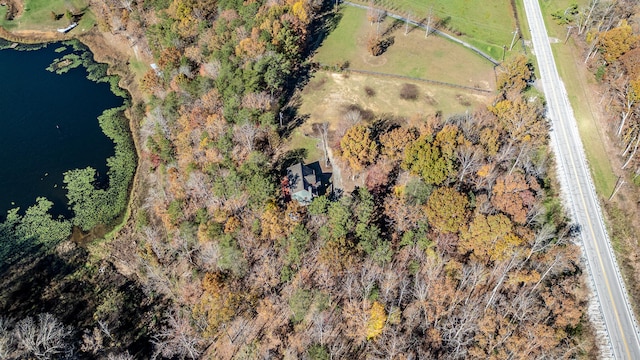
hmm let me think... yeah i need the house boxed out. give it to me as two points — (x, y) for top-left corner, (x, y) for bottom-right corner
(285, 162), (318, 205)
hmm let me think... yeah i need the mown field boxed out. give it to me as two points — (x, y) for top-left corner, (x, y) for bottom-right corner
(351, 0), (517, 60)
(0, 0), (95, 32)
(315, 6), (496, 88)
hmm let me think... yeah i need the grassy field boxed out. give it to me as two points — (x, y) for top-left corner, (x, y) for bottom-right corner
(315, 6), (495, 90)
(293, 70), (491, 164)
(0, 0), (95, 32)
(351, 0), (517, 60)
(299, 5), (496, 164)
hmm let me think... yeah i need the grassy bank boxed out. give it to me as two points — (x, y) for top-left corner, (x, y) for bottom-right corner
(0, 0), (95, 32)
(351, 0), (516, 60)
(537, 0), (616, 195)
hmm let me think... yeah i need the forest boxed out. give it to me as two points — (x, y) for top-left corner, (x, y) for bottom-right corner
(6, 0), (640, 358)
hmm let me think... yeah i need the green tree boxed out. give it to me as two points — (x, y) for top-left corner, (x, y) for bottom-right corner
(289, 289), (314, 323)
(327, 197), (354, 240)
(402, 136), (453, 185)
(281, 224), (311, 266)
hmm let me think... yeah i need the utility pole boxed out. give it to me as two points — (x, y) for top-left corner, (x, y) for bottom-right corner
(608, 176), (625, 201)
(425, 7), (433, 38)
(509, 28), (519, 51)
(564, 25), (574, 44)
(405, 11), (412, 35)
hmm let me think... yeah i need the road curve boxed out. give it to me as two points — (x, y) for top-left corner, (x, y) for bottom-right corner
(522, 0), (640, 358)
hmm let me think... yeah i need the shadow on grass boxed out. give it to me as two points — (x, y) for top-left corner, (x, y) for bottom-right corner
(277, 5), (344, 139)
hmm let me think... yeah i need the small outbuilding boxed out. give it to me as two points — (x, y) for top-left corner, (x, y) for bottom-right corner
(284, 162), (318, 205)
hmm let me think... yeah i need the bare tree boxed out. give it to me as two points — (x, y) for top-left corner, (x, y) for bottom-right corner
(14, 313), (73, 360)
(152, 310), (204, 360)
(373, 326), (409, 359)
(616, 80), (638, 136)
(343, 109), (363, 125)
(108, 352), (135, 360)
(456, 144), (482, 182)
(0, 317), (13, 359)
(234, 121), (260, 153)
(577, 0), (599, 35)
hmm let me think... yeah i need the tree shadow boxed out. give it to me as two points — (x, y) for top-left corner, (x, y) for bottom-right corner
(304, 6), (344, 60)
(275, 148), (309, 175)
(278, 4), (344, 139)
(381, 19), (403, 37)
(0, 242), (161, 357)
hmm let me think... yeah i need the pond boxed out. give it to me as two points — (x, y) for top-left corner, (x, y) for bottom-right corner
(0, 42), (124, 218)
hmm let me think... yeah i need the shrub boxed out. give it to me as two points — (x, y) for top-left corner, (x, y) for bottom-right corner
(399, 83), (419, 100)
(364, 86), (376, 97)
(367, 34), (383, 56)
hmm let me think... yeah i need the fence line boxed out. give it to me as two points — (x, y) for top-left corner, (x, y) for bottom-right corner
(343, 1), (502, 66)
(323, 66), (493, 93)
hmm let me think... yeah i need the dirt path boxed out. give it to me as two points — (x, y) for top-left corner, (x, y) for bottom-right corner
(0, 26), (67, 43)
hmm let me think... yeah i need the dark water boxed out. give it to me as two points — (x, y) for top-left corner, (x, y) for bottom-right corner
(0, 43), (123, 217)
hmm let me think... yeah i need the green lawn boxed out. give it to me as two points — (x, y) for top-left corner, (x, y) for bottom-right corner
(0, 0), (94, 32)
(352, 0), (517, 60)
(287, 129), (323, 163)
(315, 6), (495, 89)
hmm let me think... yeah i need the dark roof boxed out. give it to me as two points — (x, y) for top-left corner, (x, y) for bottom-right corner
(286, 162), (317, 195)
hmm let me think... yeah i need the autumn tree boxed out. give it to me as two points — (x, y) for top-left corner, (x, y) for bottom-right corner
(340, 124), (379, 171)
(366, 301), (387, 340)
(599, 20), (638, 63)
(402, 136), (455, 185)
(459, 214), (523, 263)
(497, 54), (533, 93)
(379, 126), (417, 161)
(491, 172), (536, 224)
(426, 187), (469, 234)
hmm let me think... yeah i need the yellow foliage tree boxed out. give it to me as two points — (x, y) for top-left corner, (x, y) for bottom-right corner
(366, 301), (386, 340)
(193, 272), (242, 336)
(291, 0), (309, 24)
(496, 54), (532, 93)
(340, 124), (378, 171)
(426, 187), (469, 234)
(600, 20), (639, 63)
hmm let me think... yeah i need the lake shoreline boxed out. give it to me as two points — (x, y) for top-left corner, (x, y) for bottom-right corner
(0, 25), (144, 241)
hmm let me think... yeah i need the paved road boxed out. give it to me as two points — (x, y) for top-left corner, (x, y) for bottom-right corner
(522, 0), (640, 358)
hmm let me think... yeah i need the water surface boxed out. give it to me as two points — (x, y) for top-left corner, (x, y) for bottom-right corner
(0, 43), (123, 217)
